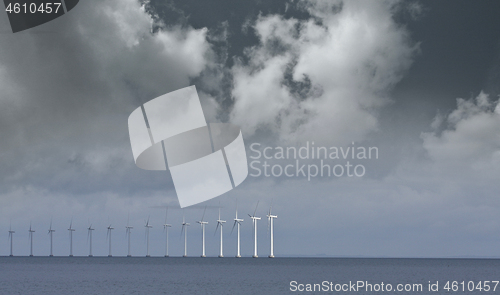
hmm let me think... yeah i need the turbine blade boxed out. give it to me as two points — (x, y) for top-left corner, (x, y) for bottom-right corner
(230, 221), (237, 235)
(267, 215), (270, 234)
(253, 201), (259, 217)
(214, 222), (219, 236)
(201, 206), (206, 222)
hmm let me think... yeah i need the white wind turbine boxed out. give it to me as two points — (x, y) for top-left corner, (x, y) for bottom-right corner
(68, 220), (75, 257)
(163, 207), (171, 257)
(29, 223), (35, 257)
(8, 224), (15, 257)
(87, 223), (94, 257)
(267, 204), (277, 258)
(48, 221), (55, 257)
(249, 201), (261, 258)
(215, 206), (226, 258)
(145, 216), (152, 257)
(196, 206), (208, 258)
(181, 214), (190, 257)
(231, 202), (244, 258)
(107, 224), (114, 257)
(126, 216), (133, 257)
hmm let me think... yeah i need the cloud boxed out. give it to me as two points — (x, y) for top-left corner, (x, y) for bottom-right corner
(0, 0), (212, 198)
(230, 0), (418, 145)
(422, 91), (500, 180)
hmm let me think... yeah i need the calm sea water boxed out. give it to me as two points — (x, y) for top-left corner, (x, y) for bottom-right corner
(0, 257), (499, 294)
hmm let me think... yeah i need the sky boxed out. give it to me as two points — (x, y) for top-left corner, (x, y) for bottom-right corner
(0, 0), (500, 258)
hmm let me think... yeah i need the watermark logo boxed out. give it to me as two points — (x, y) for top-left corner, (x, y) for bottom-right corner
(128, 86), (248, 208)
(4, 0), (79, 33)
(248, 142), (378, 180)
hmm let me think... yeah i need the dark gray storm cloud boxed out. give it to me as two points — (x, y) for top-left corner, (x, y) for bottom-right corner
(1, 0), (500, 257)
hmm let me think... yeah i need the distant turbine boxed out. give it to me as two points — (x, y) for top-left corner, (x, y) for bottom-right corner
(145, 216), (152, 257)
(87, 223), (94, 257)
(181, 214), (190, 257)
(107, 224), (114, 257)
(8, 224), (15, 257)
(231, 201), (244, 258)
(249, 201), (261, 258)
(48, 221), (55, 257)
(163, 207), (171, 257)
(196, 206), (208, 258)
(126, 215), (133, 257)
(267, 204), (277, 258)
(29, 223), (35, 257)
(215, 206), (226, 258)
(68, 220), (75, 257)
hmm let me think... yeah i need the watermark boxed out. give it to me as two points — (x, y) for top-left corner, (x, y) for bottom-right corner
(128, 86), (248, 208)
(249, 142), (378, 180)
(289, 280), (499, 292)
(4, 0), (80, 33)
(290, 280), (423, 292)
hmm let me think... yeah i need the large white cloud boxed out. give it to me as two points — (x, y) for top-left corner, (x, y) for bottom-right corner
(422, 92), (500, 182)
(0, 0), (213, 198)
(230, 0), (418, 145)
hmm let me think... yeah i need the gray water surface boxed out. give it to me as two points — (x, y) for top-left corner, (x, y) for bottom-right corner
(0, 257), (499, 294)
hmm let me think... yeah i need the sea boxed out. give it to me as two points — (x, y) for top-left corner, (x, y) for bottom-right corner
(0, 257), (499, 294)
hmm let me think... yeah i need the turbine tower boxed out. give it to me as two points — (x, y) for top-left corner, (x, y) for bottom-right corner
(145, 216), (152, 257)
(126, 216), (133, 257)
(231, 202), (244, 258)
(181, 214), (190, 257)
(29, 223), (35, 257)
(215, 206), (226, 258)
(267, 205), (277, 258)
(8, 225), (15, 257)
(107, 224), (114, 257)
(87, 224), (94, 257)
(249, 201), (261, 258)
(68, 220), (75, 257)
(48, 221), (55, 257)
(196, 206), (208, 258)
(163, 207), (171, 257)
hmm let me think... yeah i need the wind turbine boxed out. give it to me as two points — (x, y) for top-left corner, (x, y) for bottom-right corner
(107, 224), (114, 257)
(126, 215), (133, 257)
(68, 220), (75, 257)
(249, 201), (261, 258)
(29, 223), (35, 257)
(181, 213), (190, 257)
(145, 216), (152, 257)
(215, 206), (226, 258)
(48, 221), (55, 257)
(231, 201), (244, 258)
(267, 204), (277, 258)
(87, 223), (94, 257)
(163, 207), (171, 257)
(196, 206), (208, 258)
(8, 224), (15, 257)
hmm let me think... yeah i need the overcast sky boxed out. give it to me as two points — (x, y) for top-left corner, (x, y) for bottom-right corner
(1, 0), (500, 258)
